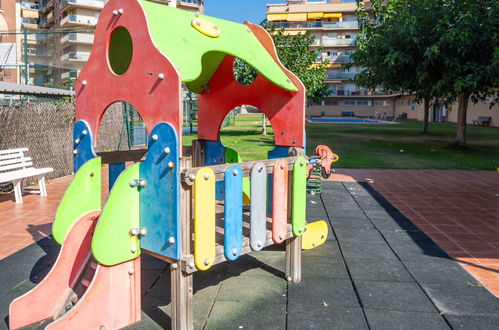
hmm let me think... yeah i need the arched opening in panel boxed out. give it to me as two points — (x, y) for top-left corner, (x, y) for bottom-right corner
(219, 105), (275, 162)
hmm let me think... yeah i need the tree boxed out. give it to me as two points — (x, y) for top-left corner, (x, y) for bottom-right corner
(353, 0), (498, 144)
(352, 0), (448, 134)
(434, 0), (498, 145)
(234, 22), (329, 103)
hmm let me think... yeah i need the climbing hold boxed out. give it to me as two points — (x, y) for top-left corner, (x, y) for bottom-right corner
(191, 17), (221, 38)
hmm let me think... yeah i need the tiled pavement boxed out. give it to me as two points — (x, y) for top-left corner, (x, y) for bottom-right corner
(1, 180), (498, 329)
(330, 169), (499, 297)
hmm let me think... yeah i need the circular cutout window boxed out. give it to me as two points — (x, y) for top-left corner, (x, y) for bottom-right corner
(108, 27), (133, 75)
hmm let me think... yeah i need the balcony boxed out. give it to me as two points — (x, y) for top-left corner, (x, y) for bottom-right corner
(323, 55), (352, 64)
(179, 0), (203, 5)
(39, 0), (54, 12)
(61, 70), (78, 80)
(327, 89), (368, 96)
(61, 14), (99, 26)
(61, 51), (90, 62)
(21, 2), (40, 10)
(21, 18), (39, 28)
(317, 38), (356, 47)
(61, 0), (105, 10)
(60, 33), (94, 45)
(271, 21), (359, 30)
(327, 72), (357, 80)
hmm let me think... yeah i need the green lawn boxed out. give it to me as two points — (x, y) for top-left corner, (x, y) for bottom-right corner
(183, 114), (499, 170)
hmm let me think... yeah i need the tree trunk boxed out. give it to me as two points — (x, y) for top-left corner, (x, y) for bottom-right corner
(421, 98), (430, 134)
(262, 113), (267, 135)
(456, 91), (470, 146)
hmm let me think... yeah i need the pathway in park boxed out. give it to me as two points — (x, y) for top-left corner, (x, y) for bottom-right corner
(0, 170), (497, 329)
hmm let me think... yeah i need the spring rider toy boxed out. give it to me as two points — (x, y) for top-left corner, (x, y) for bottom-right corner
(9, 1), (336, 329)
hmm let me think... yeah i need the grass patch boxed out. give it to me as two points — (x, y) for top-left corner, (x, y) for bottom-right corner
(183, 114), (499, 170)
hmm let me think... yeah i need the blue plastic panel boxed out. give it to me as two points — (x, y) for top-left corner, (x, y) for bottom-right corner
(139, 123), (181, 260)
(73, 120), (97, 173)
(224, 165), (243, 260)
(204, 140), (226, 200)
(250, 162), (267, 251)
(109, 162), (126, 190)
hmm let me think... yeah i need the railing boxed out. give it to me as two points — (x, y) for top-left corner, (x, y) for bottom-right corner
(61, 33), (94, 44)
(326, 72), (357, 80)
(271, 21), (358, 29)
(179, 0), (203, 5)
(61, 0), (105, 8)
(61, 51), (90, 61)
(21, 2), (40, 9)
(322, 55), (352, 63)
(22, 18), (38, 25)
(317, 38), (356, 46)
(61, 14), (98, 25)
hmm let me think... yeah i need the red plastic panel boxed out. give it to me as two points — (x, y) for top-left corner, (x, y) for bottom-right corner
(46, 258), (141, 329)
(75, 0), (182, 151)
(9, 211), (99, 330)
(197, 23), (306, 148)
(272, 159), (289, 244)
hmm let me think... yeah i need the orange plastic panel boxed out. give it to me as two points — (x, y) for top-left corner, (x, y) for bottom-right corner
(272, 159), (288, 244)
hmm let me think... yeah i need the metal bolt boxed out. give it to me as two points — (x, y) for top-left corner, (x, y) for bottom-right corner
(300, 161), (305, 166)
(320, 233), (325, 239)
(287, 78), (291, 83)
(298, 227), (303, 233)
(232, 248), (238, 256)
(188, 260), (195, 268)
(82, 129), (88, 135)
(74, 138), (80, 144)
(196, 20), (201, 26)
(204, 173), (210, 180)
(164, 147), (171, 154)
(139, 227), (147, 236)
(73, 149), (78, 155)
(204, 258), (210, 265)
(139, 179), (147, 187)
(280, 164), (285, 169)
(257, 242), (262, 248)
(152, 134), (159, 141)
(286, 276), (292, 282)
(279, 234), (284, 240)
(188, 173), (196, 181)
(118, 8), (124, 14)
(99, 326), (106, 330)
(168, 236), (175, 244)
(128, 269), (134, 275)
(158, 73), (165, 79)
(130, 246), (137, 253)
(194, 12), (200, 17)
(312, 242), (316, 247)
(82, 80), (87, 86)
(112, 9), (118, 15)
(129, 179), (139, 187)
(171, 263), (178, 269)
(258, 166), (263, 173)
(168, 161), (174, 169)
(232, 169), (238, 176)
(214, 25), (219, 30)
(130, 228), (139, 236)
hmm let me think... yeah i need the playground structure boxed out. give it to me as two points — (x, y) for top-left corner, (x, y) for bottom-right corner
(9, 0), (336, 329)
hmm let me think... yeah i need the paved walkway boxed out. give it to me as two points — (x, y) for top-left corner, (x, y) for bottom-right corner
(330, 169), (499, 297)
(1, 178), (498, 329)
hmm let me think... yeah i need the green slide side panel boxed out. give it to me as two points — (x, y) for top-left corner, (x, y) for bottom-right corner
(92, 163), (140, 266)
(225, 148), (250, 204)
(292, 157), (307, 236)
(53, 157), (101, 245)
(139, 0), (297, 93)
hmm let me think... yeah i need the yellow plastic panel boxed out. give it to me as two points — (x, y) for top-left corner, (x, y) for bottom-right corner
(194, 167), (216, 270)
(302, 220), (328, 250)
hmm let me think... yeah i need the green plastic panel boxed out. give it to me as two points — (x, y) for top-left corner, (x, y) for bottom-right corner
(139, 0), (297, 93)
(225, 148), (250, 204)
(92, 163), (140, 266)
(292, 157), (307, 236)
(53, 157), (101, 245)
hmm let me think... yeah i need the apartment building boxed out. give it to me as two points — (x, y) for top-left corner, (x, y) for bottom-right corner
(0, 0), (204, 86)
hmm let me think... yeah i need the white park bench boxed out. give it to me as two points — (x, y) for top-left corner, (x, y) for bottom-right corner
(0, 148), (53, 204)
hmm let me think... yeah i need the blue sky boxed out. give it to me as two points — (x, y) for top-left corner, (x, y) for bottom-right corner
(204, 0), (286, 25)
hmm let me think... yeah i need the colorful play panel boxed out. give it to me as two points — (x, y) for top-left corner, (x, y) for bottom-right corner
(8, 1), (336, 329)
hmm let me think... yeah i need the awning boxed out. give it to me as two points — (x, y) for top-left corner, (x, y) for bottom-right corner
(287, 13), (307, 21)
(308, 12), (324, 19)
(324, 13), (342, 18)
(284, 30), (306, 36)
(267, 13), (287, 21)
